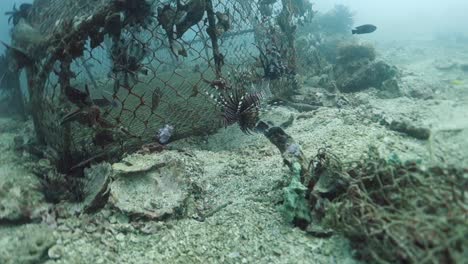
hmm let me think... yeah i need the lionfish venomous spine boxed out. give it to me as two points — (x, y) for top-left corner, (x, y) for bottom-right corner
(207, 85), (263, 134)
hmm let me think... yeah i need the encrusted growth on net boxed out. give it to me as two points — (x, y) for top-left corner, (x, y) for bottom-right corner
(316, 148), (467, 264)
(8, 0), (304, 175)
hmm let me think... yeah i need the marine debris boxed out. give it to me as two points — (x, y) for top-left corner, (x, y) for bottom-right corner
(317, 148), (467, 264)
(80, 163), (111, 213)
(389, 120), (431, 140)
(260, 127), (466, 264)
(1, 1), (465, 263)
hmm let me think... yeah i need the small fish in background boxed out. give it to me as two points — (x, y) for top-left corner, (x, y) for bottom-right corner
(61, 85), (114, 128)
(352, 24), (377, 35)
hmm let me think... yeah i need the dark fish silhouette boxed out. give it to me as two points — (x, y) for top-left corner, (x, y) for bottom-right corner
(352, 24), (377, 35)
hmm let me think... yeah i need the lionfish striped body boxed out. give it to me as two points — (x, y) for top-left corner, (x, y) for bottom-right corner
(208, 86), (263, 134)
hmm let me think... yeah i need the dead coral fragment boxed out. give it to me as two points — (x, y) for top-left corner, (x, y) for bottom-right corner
(389, 120), (431, 140)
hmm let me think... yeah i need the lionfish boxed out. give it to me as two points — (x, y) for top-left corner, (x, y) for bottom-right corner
(208, 84), (264, 134)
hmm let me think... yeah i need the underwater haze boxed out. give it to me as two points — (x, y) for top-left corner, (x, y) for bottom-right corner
(0, 0), (32, 53)
(314, 0), (468, 42)
(0, 0), (467, 263)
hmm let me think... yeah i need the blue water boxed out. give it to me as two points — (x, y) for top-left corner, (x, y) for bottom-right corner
(1, 0), (467, 49)
(0, 0), (32, 53)
(314, 0), (468, 43)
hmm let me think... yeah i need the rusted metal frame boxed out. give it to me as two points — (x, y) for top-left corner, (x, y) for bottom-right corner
(28, 3), (121, 144)
(196, 23), (213, 68)
(205, 0), (223, 78)
(280, 0), (298, 74)
(57, 57), (74, 172)
(26, 64), (47, 144)
(190, 28), (255, 45)
(34, 5), (119, 96)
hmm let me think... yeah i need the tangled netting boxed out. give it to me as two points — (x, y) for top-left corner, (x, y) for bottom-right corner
(318, 148), (467, 264)
(8, 0), (313, 173)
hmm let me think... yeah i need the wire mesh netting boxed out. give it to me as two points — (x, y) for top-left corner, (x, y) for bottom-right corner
(15, 0), (312, 172)
(311, 148), (468, 264)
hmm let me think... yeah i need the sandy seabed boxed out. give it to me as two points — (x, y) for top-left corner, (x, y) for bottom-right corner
(0, 41), (467, 264)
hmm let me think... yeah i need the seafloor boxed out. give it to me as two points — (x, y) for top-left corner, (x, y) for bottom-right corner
(0, 41), (467, 264)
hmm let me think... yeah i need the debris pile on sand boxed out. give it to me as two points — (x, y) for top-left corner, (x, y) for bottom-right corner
(311, 148), (467, 264)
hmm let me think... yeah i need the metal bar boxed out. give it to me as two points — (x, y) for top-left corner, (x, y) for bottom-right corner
(205, 0), (223, 78)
